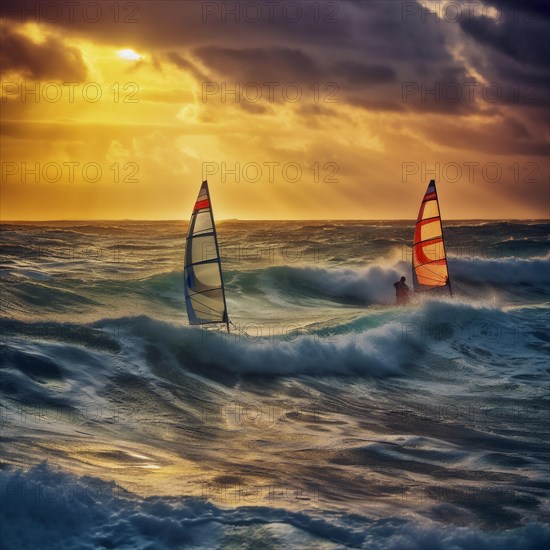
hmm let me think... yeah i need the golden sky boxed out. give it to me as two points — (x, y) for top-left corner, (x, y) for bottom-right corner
(1, 0), (549, 220)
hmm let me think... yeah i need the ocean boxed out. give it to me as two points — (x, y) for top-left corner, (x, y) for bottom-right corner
(1, 220), (549, 549)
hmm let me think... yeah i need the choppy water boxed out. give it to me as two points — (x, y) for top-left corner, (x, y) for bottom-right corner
(1, 220), (549, 549)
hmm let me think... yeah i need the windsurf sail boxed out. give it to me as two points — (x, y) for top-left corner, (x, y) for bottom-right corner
(412, 179), (452, 296)
(184, 180), (230, 331)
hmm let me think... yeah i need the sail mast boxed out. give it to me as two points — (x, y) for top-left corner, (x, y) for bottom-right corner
(204, 181), (230, 333)
(434, 180), (453, 298)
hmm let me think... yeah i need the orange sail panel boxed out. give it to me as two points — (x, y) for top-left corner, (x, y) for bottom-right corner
(412, 180), (450, 292)
(184, 180), (229, 327)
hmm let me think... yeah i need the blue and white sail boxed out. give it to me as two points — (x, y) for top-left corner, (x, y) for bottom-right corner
(184, 180), (229, 331)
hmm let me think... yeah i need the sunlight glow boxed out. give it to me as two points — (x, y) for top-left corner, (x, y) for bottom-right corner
(117, 48), (142, 60)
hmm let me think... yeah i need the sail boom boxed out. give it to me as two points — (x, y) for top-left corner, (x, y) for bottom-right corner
(413, 236), (444, 247)
(186, 258), (220, 268)
(416, 215), (441, 224)
(186, 286), (224, 297)
(191, 229), (216, 237)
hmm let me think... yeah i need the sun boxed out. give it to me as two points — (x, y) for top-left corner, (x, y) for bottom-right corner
(117, 49), (143, 61)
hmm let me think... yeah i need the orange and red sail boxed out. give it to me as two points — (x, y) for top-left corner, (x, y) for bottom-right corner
(412, 180), (452, 295)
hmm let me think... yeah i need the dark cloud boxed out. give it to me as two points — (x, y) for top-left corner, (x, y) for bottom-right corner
(505, 117), (531, 139)
(490, 0), (550, 19)
(395, 66), (490, 117)
(0, 2), (450, 67)
(419, 116), (548, 156)
(193, 46), (321, 82)
(0, 26), (87, 80)
(166, 52), (208, 82)
(348, 97), (404, 112)
(333, 62), (396, 86)
(0, 0), (354, 50)
(1, 0), (548, 161)
(459, 5), (550, 70)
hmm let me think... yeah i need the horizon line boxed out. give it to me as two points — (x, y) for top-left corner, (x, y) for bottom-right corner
(1, 218), (549, 223)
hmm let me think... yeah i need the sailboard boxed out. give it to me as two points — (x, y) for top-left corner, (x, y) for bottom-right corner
(412, 179), (452, 296)
(184, 180), (230, 332)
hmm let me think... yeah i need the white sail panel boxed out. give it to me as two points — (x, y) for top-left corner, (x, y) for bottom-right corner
(184, 181), (229, 326)
(193, 210), (214, 234)
(191, 234), (217, 263)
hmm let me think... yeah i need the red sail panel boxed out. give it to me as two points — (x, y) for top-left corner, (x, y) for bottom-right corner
(412, 180), (450, 292)
(194, 199), (210, 211)
(414, 237), (444, 267)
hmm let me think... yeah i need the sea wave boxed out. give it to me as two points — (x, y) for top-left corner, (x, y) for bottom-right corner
(450, 254), (550, 286)
(228, 253), (550, 308)
(1, 464), (548, 550)
(105, 314), (416, 377)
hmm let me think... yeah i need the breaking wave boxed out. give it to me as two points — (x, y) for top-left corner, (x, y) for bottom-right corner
(2, 464), (549, 550)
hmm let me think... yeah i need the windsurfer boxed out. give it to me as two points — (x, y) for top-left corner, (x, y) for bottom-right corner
(394, 276), (410, 306)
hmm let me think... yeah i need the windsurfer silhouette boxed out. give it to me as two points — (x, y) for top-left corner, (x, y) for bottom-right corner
(394, 276), (410, 306)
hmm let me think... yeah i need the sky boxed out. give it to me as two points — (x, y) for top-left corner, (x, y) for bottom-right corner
(1, 0), (549, 220)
